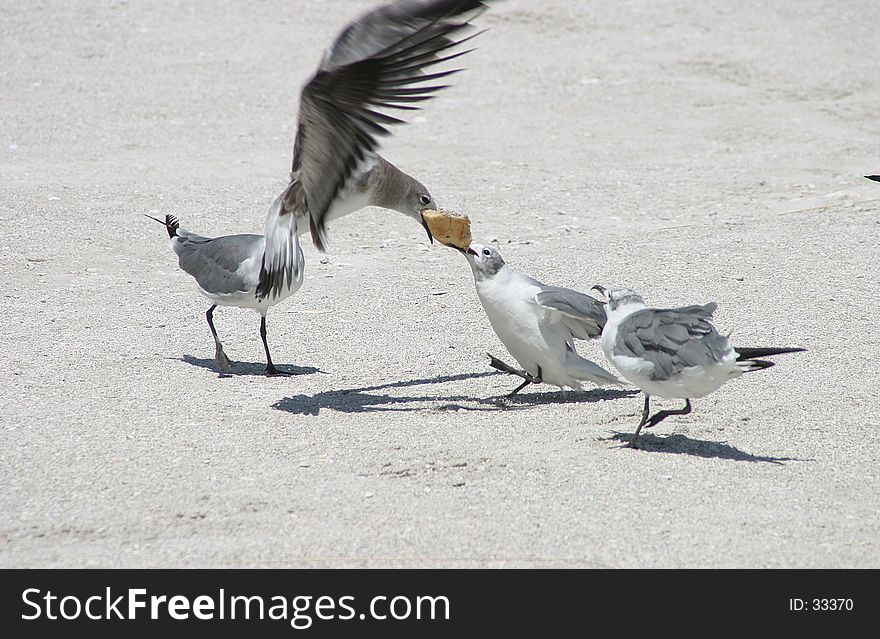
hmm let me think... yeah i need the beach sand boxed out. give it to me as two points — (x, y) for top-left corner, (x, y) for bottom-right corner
(1, 0), (878, 567)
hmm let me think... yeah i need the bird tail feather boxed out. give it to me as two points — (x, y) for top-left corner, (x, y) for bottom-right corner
(564, 352), (621, 386)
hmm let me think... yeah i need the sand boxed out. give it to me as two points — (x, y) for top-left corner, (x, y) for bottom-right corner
(1, 0), (878, 568)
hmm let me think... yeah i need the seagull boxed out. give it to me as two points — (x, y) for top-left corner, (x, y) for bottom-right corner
(146, 214), (292, 375)
(150, 0), (492, 373)
(256, 0), (492, 302)
(593, 285), (805, 447)
(463, 244), (620, 395)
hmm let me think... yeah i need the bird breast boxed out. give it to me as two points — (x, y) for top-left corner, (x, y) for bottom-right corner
(476, 274), (566, 376)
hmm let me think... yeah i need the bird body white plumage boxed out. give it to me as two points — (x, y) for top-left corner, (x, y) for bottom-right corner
(474, 264), (617, 389)
(601, 297), (745, 399)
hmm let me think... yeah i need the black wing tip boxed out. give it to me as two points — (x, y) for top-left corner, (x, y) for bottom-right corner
(144, 213), (180, 238)
(256, 237), (302, 302)
(308, 209), (330, 253)
(865, 175), (880, 182)
(255, 269), (271, 302)
(164, 214), (180, 238)
(735, 346), (806, 361)
(743, 359), (775, 372)
(256, 263), (284, 303)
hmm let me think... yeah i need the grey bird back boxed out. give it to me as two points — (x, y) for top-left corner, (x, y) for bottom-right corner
(173, 232), (264, 295)
(614, 303), (730, 379)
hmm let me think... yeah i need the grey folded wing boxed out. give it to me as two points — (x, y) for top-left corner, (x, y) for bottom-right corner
(173, 232), (264, 295)
(533, 286), (606, 340)
(613, 302), (731, 380)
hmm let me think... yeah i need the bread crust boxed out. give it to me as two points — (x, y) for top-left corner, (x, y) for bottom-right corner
(421, 209), (472, 250)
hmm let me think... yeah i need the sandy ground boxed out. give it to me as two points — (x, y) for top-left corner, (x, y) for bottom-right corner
(2, 0), (878, 568)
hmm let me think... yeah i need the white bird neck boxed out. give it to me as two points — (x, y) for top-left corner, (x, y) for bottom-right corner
(605, 299), (647, 324)
(473, 263), (513, 287)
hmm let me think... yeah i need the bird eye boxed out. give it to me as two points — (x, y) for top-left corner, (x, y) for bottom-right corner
(482, 248), (491, 257)
(419, 195), (431, 206)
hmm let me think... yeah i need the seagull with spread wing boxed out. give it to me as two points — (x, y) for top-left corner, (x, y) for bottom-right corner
(257, 0), (491, 301)
(150, 0), (491, 375)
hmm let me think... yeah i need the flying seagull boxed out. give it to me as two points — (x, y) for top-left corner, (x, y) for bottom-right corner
(594, 286), (805, 447)
(464, 244), (620, 395)
(256, 0), (493, 302)
(151, 0), (491, 374)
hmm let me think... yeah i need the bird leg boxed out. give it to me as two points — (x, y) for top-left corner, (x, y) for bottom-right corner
(630, 398), (693, 447)
(627, 394), (652, 448)
(206, 305), (233, 373)
(645, 399), (692, 429)
(487, 354), (542, 395)
(260, 315), (293, 376)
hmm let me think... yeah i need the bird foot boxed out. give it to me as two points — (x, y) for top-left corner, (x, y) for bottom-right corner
(214, 345), (234, 372)
(265, 365), (296, 376)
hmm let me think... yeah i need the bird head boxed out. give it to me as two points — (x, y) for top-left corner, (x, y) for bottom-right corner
(592, 285), (645, 313)
(465, 243), (506, 281)
(400, 177), (437, 243)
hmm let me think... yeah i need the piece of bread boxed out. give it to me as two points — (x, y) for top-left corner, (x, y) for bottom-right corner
(421, 209), (472, 250)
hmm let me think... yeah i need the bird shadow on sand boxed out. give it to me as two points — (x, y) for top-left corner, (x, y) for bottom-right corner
(273, 371), (502, 415)
(600, 431), (807, 465)
(272, 370), (632, 416)
(179, 355), (323, 378)
(493, 387), (639, 407)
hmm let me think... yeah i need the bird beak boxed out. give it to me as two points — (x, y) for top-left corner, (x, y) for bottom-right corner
(591, 284), (607, 297)
(419, 211), (434, 244)
(466, 246), (478, 256)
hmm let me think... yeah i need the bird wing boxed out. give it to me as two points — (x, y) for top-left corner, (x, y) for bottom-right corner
(613, 302), (732, 380)
(533, 286), (606, 340)
(298, 0), (488, 247)
(173, 232), (264, 295)
(258, 192), (304, 301)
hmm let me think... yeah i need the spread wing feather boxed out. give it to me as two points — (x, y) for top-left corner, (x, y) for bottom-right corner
(257, 0), (489, 300)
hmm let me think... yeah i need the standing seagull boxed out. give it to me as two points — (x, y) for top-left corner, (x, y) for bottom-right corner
(464, 244), (620, 395)
(146, 214), (290, 375)
(594, 286), (805, 447)
(151, 0), (492, 374)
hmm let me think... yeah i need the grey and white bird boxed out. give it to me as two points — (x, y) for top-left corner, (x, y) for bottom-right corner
(256, 0), (493, 302)
(150, 0), (492, 373)
(147, 214), (291, 375)
(464, 244), (620, 395)
(594, 286), (805, 447)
